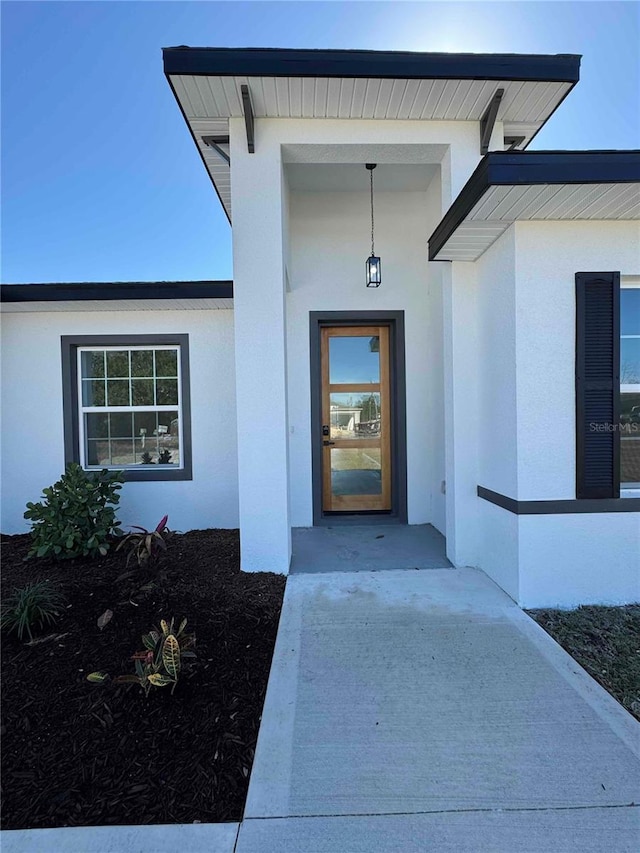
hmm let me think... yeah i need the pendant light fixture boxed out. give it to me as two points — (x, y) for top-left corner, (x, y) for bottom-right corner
(365, 163), (381, 287)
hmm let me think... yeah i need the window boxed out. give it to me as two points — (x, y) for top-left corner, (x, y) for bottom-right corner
(62, 335), (192, 481)
(621, 284), (640, 489)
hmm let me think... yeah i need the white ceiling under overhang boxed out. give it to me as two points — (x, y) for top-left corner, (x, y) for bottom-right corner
(168, 73), (575, 222)
(428, 151), (640, 262)
(437, 183), (640, 261)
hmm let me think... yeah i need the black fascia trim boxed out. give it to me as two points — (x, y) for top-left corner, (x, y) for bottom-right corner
(61, 334), (193, 483)
(478, 486), (640, 514)
(163, 47), (581, 84)
(1, 281), (233, 303)
(428, 150), (640, 261)
(164, 73), (232, 225)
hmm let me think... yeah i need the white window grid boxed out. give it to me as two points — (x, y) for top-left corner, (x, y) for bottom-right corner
(621, 283), (640, 489)
(77, 345), (184, 470)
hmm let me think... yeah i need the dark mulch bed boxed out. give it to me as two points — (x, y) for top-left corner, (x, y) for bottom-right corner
(527, 604), (640, 721)
(0, 529), (285, 830)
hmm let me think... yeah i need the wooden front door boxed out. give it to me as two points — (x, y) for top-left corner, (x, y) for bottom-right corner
(320, 325), (392, 512)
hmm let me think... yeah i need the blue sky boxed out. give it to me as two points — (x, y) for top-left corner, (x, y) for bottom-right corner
(2, 1), (638, 284)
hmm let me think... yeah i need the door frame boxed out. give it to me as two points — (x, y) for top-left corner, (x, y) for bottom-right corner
(310, 311), (407, 526)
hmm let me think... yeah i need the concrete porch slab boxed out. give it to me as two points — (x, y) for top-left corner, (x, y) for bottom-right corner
(236, 806), (640, 852)
(245, 567), (640, 835)
(290, 524), (451, 573)
(0, 822), (239, 853)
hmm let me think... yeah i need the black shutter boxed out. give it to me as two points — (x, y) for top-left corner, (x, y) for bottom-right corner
(575, 272), (620, 499)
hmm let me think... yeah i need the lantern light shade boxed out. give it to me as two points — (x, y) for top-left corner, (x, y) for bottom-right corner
(365, 164), (381, 287)
(366, 254), (382, 288)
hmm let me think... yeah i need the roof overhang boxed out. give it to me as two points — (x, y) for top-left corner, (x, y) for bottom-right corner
(163, 47), (581, 222)
(428, 150), (640, 261)
(0, 281), (233, 312)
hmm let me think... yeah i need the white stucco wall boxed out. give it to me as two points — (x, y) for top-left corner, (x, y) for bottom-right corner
(230, 117), (292, 574)
(0, 308), (239, 534)
(515, 220), (640, 498)
(471, 219), (640, 607)
(479, 501), (520, 601)
(518, 513), (640, 608)
(286, 181), (442, 528)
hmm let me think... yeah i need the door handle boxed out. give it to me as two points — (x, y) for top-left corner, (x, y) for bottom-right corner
(323, 440), (335, 446)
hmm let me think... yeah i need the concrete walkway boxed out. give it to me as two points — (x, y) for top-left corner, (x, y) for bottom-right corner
(237, 568), (640, 851)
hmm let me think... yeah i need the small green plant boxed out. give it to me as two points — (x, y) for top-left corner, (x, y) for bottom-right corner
(87, 617), (196, 696)
(116, 515), (170, 566)
(140, 452), (154, 464)
(1, 581), (66, 641)
(157, 449), (172, 464)
(24, 464), (124, 559)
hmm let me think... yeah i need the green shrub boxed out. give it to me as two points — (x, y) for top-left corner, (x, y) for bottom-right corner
(88, 617), (196, 696)
(24, 463), (124, 559)
(1, 581), (66, 641)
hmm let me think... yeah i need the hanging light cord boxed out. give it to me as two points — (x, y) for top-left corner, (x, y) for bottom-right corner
(370, 167), (375, 256)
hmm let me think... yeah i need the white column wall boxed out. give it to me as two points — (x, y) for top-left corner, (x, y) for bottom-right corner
(228, 116), (482, 563)
(425, 176), (446, 535)
(475, 227), (520, 599)
(440, 137), (485, 564)
(443, 262), (480, 566)
(229, 117), (291, 573)
(477, 227), (518, 496)
(0, 309), (239, 534)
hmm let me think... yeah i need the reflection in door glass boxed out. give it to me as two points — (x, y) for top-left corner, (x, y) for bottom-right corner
(331, 448), (382, 496)
(329, 336), (380, 384)
(329, 392), (381, 439)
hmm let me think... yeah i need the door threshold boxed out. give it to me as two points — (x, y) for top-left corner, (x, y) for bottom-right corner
(316, 514), (403, 527)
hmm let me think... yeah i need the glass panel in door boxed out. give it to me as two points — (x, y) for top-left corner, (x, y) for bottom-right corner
(321, 326), (391, 512)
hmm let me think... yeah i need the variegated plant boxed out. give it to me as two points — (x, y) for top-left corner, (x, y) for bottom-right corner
(87, 617), (195, 696)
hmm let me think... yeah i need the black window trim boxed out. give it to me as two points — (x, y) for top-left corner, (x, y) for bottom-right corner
(61, 334), (192, 482)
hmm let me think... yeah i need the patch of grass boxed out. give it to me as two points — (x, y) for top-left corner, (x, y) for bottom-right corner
(526, 604), (640, 721)
(0, 580), (66, 641)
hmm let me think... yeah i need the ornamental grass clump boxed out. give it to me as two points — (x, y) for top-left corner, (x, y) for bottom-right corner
(24, 463), (124, 559)
(0, 580), (66, 641)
